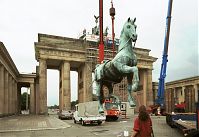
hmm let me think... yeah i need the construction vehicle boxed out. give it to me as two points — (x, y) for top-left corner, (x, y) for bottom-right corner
(104, 96), (121, 121)
(166, 103), (199, 136)
(149, 0), (173, 116)
(73, 101), (106, 126)
(154, 0), (199, 136)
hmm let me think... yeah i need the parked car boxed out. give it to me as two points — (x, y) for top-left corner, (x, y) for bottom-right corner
(58, 110), (73, 120)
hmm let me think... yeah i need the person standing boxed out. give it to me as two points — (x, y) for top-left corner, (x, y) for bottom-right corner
(131, 105), (154, 137)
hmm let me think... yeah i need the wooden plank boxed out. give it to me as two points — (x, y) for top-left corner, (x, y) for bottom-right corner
(174, 120), (196, 130)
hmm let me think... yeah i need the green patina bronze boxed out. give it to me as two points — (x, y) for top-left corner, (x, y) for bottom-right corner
(94, 17), (139, 113)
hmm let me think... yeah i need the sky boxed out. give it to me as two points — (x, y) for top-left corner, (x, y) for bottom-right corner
(0, 0), (198, 106)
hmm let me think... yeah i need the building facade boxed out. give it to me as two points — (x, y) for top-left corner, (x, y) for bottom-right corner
(0, 42), (36, 117)
(153, 76), (199, 113)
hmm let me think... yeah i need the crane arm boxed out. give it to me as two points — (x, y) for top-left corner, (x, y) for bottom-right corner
(156, 0), (173, 106)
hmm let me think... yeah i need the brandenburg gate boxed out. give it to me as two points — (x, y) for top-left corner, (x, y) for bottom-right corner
(34, 33), (157, 114)
(0, 33), (157, 116)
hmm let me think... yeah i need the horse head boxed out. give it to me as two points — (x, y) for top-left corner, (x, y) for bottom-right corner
(122, 17), (137, 42)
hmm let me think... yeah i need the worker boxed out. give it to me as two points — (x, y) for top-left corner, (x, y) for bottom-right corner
(131, 105), (154, 137)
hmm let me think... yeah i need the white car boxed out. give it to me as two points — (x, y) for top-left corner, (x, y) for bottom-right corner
(73, 101), (106, 126)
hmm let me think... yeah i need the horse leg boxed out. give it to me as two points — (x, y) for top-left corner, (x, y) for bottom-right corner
(131, 66), (139, 92)
(96, 81), (104, 113)
(127, 75), (136, 107)
(106, 82), (120, 103)
(106, 82), (113, 96)
(129, 66), (139, 107)
(116, 63), (139, 91)
(115, 63), (139, 91)
(116, 63), (139, 107)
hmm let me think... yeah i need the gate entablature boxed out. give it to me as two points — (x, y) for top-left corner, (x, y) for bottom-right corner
(35, 33), (87, 70)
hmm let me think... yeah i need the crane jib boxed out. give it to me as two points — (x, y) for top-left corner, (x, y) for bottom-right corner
(156, 0), (173, 106)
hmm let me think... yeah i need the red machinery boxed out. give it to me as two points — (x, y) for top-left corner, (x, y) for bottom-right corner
(98, 0), (120, 121)
(104, 97), (121, 121)
(98, 0), (104, 63)
(98, 0), (116, 63)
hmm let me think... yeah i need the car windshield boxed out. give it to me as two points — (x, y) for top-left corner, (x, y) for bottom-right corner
(62, 111), (71, 114)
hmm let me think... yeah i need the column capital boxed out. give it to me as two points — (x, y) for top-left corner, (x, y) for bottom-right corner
(194, 84), (198, 88)
(182, 86), (186, 90)
(39, 58), (46, 62)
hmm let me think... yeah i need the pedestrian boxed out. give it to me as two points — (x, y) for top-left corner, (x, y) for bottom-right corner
(131, 105), (154, 137)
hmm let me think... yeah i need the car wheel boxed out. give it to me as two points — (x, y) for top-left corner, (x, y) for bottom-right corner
(74, 119), (76, 124)
(98, 121), (102, 125)
(81, 120), (85, 126)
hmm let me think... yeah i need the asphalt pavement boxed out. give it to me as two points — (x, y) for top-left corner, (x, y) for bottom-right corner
(0, 114), (183, 137)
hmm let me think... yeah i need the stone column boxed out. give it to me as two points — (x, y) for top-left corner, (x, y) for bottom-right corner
(182, 86), (188, 112)
(17, 85), (21, 114)
(30, 83), (35, 114)
(78, 63), (92, 103)
(11, 78), (15, 114)
(146, 69), (153, 106)
(194, 84), (198, 102)
(59, 69), (62, 111)
(4, 71), (8, 115)
(173, 87), (177, 104)
(61, 61), (71, 110)
(77, 67), (83, 103)
(0, 65), (4, 116)
(35, 66), (40, 114)
(26, 88), (29, 111)
(8, 74), (12, 114)
(39, 59), (47, 114)
(14, 81), (17, 114)
(83, 63), (92, 102)
(143, 69), (147, 106)
(182, 86), (185, 102)
(171, 88), (175, 112)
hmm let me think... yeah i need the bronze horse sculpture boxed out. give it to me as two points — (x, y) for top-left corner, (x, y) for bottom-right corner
(94, 17), (139, 113)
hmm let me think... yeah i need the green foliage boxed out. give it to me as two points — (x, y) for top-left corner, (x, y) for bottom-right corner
(21, 92), (30, 110)
(48, 104), (59, 109)
(71, 100), (78, 110)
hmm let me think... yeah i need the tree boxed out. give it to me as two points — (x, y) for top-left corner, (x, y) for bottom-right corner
(48, 104), (59, 109)
(21, 92), (30, 110)
(53, 104), (59, 109)
(71, 100), (78, 110)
